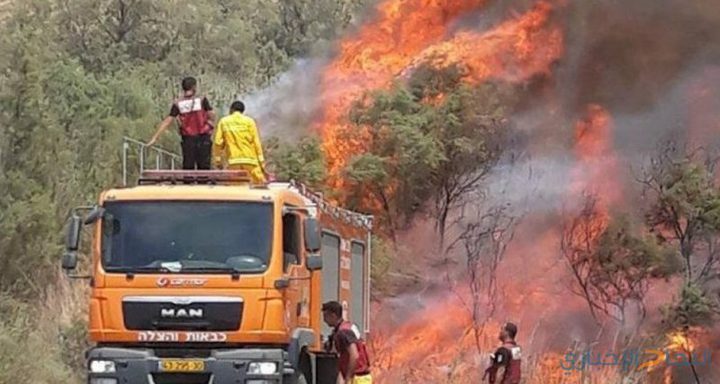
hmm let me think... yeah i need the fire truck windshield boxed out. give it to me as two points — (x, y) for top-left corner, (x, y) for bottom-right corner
(100, 201), (273, 274)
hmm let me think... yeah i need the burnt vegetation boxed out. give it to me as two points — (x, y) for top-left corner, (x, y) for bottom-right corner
(0, 0), (370, 381)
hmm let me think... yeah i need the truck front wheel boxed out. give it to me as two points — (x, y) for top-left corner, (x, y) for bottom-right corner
(298, 349), (313, 384)
(285, 349), (312, 384)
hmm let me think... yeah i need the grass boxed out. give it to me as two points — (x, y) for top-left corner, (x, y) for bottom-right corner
(0, 271), (87, 384)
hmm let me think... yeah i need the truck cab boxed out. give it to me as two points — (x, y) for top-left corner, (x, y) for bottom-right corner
(62, 170), (372, 384)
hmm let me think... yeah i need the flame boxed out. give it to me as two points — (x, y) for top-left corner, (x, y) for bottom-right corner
(571, 103), (622, 207)
(639, 328), (707, 383)
(318, 0), (487, 193)
(402, 1), (563, 83)
(562, 104), (620, 275)
(662, 331), (696, 384)
(371, 298), (505, 383)
(317, 0), (565, 194)
(665, 329), (696, 352)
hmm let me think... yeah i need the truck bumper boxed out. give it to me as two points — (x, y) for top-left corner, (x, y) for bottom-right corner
(87, 347), (293, 384)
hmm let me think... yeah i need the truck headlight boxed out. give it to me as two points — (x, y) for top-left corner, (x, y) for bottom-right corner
(89, 360), (116, 373)
(247, 362), (278, 375)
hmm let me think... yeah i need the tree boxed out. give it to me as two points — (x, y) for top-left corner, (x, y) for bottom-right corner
(273, 0), (371, 56)
(662, 282), (716, 329)
(592, 214), (679, 324)
(343, 65), (513, 240)
(344, 87), (442, 238)
(639, 143), (720, 285)
(560, 193), (677, 326)
(266, 136), (326, 189)
(447, 201), (519, 354)
(639, 143), (720, 340)
(428, 81), (511, 250)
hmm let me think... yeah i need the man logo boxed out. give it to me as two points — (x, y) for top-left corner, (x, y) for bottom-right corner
(160, 308), (204, 319)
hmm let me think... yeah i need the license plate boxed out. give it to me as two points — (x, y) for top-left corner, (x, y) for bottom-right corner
(159, 360), (205, 372)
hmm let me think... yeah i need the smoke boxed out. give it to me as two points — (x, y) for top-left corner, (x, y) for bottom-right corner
(238, 58), (327, 140)
(559, 0), (720, 112)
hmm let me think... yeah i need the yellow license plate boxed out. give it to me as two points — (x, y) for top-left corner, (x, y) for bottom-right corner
(159, 360), (205, 372)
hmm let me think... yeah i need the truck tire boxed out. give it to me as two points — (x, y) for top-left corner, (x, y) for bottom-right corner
(285, 350), (312, 384)
(286, 371), (308, 384)
(298, 349), (313, 384)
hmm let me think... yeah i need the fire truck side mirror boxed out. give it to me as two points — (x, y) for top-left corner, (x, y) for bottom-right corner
(304, 217), (321, 253)
(62, 252), (78, 271)
(65, 214), (82, 252)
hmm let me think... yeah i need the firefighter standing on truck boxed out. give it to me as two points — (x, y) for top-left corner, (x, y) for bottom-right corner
(322, 301), (372, 384)
(147, 76), (216, 170)
(212, 100), (266, 183)
(484, 322), (522, 384)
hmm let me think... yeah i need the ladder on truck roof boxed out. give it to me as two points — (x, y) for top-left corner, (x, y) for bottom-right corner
(122, 137), (373, 230)
(122, 137), (182, 186)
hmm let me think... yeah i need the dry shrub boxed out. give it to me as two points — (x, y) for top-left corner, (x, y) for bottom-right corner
(0, 271), (87, 384)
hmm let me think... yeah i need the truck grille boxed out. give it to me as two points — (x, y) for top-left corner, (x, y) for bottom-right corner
(122, 296), (242, 331)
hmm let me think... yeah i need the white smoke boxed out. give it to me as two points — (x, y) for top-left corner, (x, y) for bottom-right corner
(237, 58), (327, 140)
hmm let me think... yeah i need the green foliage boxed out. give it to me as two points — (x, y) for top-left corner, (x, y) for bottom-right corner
(590, 216), (679, 323)
(594, 216), (680, 281)
(52, 0), (370, 91)
(662, 283), (717, 329)
(266, 136), (326, 189)
(646, 159), (720, 236)
(343, 65), (513, 236)
(345, 86), (443, 232)
(562, 198), (680, 324)
(642, 148), (720, 325)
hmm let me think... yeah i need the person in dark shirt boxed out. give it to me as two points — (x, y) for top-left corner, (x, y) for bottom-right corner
(484, 322), (522, 384)
(147, 76), (216, 169)
(322, 301), (372, 384)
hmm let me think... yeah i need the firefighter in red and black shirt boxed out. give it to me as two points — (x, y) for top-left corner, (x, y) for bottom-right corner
(147, 76), (216, 170)
(322, 301), (372, 384)
(484, 322), (522, 384)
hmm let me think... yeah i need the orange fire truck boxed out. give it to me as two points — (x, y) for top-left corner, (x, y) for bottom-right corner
(62, 166), (372, 384)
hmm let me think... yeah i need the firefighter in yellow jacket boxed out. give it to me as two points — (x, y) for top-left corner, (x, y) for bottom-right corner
(212, 101), (266, 183)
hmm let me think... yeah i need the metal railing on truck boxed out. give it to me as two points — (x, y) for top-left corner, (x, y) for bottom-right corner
(122, 136), (181, 186)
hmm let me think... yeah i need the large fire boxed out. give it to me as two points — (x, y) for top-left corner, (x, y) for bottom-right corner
(370, 291), (514, 383)
(317, 0), (565, 193)
(401, 1), (563, 83)
(314, 0), (614, 382)
(317, 0), (486, 193)
(571, 104), (622, 206)
(309, 0), (720, 382)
